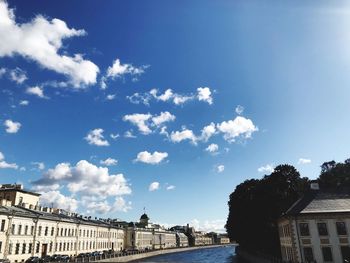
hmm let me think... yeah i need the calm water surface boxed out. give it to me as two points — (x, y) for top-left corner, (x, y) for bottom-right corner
(134, 245), (242, 263)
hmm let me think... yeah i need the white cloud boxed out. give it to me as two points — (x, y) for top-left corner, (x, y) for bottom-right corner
(123, 113), (152, 135)
(33, 160), (132, 199)
(235, 105), (244, 115)
(0, 1), (99, 87)
(31, 162), (45, 170)
(39, 190), (78, 212)
(85, 128), (109, 146)
(197, 87), (213, 105)
(100, 158), (118, 166)
(166, 185), (175, 190)
(216, 164), (225, 173)
(216, 116), (258, 143)
(124, 130), (137, 138)
(4, 119), (21, 133)
(0, 67), (5, 76)
(190, 219), (226, 233)
(173, 94), (193, 105)
(150, 88), (173, 102)
(135, 151), (168, 165)
(149, 182), (160, 191)
(258, 164), (275, 174)
(19, 100), (29, 106)
(151, 111), (176, 127)
(200, 122), (216, 142)
(0, 151), (18, 169)
(170, 129), (197, 144)
(110, 133), (120, 140)
(26, 86), (46, 98)
(298, 158), (311, 164)
(206, 143), (219, 154)
(9, 67), (27, 84)
(101, 58), (148, 89)
(126, 92), (151, 106)
(106, 94), (116, 100)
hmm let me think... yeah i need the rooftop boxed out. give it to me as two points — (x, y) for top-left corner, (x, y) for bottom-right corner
(284, 190), (350, 216)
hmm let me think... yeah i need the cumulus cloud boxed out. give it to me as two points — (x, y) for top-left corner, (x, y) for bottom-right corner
(0, 151), (18, 169)
(9, 67), (27, 84)
(40, 191), (78, 211)
(258, 164), (274, 174)
(26, 86), (46, 98)
(166, 185), (175, 190)
(4, 119), (21, 133)
(124, 130), (137, 138)
(123, 113), (152, 134)
(135, 151), (168, 165)
(33, 160), (132, 200)
(206, 143), (219, 154)
(298, 158), (311, 164)
(31, 162), (45, 170)
(170, 129), (197, 144)
(190, 219), (226, 233)
(0, 1), (99, 87)
(101, 58), (148, 89)
(235, 105), (244, 115)
(128, 87), (214, 106)
(149, 182), (160, 191)
(200, 122), (216, 142)
(106, 94), (116, 100)
(216, 116), (258, 143)
(100, 158), (118, 166)
(216, 164), (225, 173)
(151, 111), (176, 127)
(19, 100), (29, 106)
(197, 87), (213, 105)
(85, 128), (109, 146)
(123, 112), (175, 135)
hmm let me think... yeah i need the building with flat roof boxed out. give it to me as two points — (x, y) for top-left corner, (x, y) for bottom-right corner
(278, 185), (350, 263)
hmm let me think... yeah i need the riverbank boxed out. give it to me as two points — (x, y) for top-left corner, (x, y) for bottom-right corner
(95, 244), (236, 262)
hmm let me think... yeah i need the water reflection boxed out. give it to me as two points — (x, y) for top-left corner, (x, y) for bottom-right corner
(134, 245), (242, 263)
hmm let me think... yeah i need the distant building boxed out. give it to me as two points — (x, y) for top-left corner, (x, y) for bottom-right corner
(278, 183), (350, 263)
(0, 184), (40, 208)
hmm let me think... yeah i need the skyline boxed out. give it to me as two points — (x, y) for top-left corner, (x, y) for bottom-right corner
(1, 0), (350, 232)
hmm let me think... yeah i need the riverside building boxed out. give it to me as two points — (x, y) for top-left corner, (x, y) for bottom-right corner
(278, 183), (350, 263)
(0, 185), (124, 262)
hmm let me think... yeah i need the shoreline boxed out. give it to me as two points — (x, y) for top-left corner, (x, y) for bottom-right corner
(96, 244), (236, 262)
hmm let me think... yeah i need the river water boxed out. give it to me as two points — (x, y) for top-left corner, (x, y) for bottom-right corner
(133, 245), (241, 263)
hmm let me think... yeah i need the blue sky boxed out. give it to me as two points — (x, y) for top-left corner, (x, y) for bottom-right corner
(1, 0), (350, 232)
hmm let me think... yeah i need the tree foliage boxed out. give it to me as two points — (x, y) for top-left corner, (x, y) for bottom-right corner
(226, 159), (350, 256)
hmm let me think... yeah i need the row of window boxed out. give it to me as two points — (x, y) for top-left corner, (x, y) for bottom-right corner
(3, 220), (120, 238)
(299, 221), (348, 237)
(303, 245), (350, 262)
(6, 240), (120, 255)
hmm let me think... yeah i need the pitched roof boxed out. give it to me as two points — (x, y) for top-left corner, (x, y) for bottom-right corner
(285, 190), (350, 216)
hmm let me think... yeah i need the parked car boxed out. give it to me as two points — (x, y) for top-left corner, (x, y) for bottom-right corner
(25, 257), (40, 263)
(39, 256), (52, 263)
(91, 251), (102, 256)
(0, 259), (10, 263)
(76, 253), (87, 258)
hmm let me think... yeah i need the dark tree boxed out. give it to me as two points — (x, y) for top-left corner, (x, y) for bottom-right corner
(319, 160), (350, 189)
(226, 164), (309, 256)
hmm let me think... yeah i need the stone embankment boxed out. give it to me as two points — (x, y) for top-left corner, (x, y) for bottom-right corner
(93, 245), (233, 262)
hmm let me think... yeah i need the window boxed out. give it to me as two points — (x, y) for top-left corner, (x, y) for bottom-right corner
(64, 228), (67, 236)
(336, 222), (347, 235)
(15, 243), (20, 254)
(11, 224), (15, 235)
(299, 223), (310, 236)
(44, 226), (48, 236)
(31, 226), (34, 235)
(322, 247), (333, 262)
(317, 222), (328, 236)
(0, 220), (5, 231)
(22, 243), (26, 254)
(38, 226), (42, 236)
(18, 225), (22, 235)
(24, 225), (28, 235)
(0, 241), (2, 253)
(51, 227), (54, 236)
(8, 243), (12, 254)
(303, 247), (314, 262)
(49, 242), (52, 252)
(341, 246), (350, 262)
(36, 242), (40, 253)
(60, 228), (63, 236)
(28, 243), (32, 254)
(18, 197), (23, 205)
